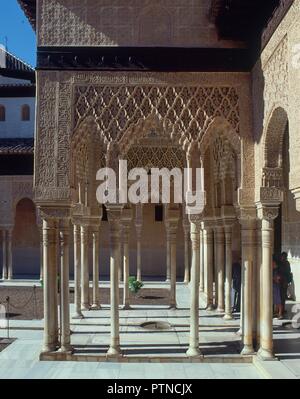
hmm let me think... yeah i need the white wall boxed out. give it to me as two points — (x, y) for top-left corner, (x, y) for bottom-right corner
(0, 97), (35, 138)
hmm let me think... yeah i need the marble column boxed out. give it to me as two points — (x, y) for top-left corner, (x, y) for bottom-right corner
(239, 212), (257, 355)
(122, 224), (131, 310)
(257, 205), (278, 360)
(2, 230), (7, 280)
(199, 229), (204, 293)
(41, 218), (58, 353)
(135, 204), (143, 282)
(91, 225), (101, 310)
(165, 226), (171, 282)
(256, 222), (262, 346)
(186, 219), (202, 357)
(81, 225), (90, 311)
(203, 226), (214, 311)
(183, 220), (190, 284)
(169, 211), (179, 309)
(7, 228), (13, 280)
(122, 208), (133, 310)
(213, 228), (218, 307)
(107, 206), (122, 357)
(73, 224), (83, 319)
(215, 226), (225, 313)
(39, 227), (43, 281)
(59, 219), (72, 353)
(224, 224), (234, 320)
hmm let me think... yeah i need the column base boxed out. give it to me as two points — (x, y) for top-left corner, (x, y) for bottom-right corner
(236, 328), (242, 336)
(58, 345), (73, 354)
(122, 304), (131, 310)
(186, 347), (202, 358)
(81, 304), (90, 311)
(72, 312), (84, 320)
(217, 307), (225, 313)
(257, 347), (275, 361)
(41, 344), (57, 354)
(166, 278), (171, 283)
(206, 304), (215, 312)
(223, 313), (234, 321)
(91, 303), (101, 310)
(169, 303), (177, 310)
(241, 345), (255, 356)
(107, 346), (122, 358)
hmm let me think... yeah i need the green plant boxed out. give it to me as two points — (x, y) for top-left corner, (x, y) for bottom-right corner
(128, 277), (144, 295)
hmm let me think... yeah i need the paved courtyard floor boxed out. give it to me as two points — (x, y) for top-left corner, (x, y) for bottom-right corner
(0, 280), (299, 379)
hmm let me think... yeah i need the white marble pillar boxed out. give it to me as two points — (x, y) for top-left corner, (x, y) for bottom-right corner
(169, 211), (179, 309)
(239, 211), (257, 355)
(107, 207), (122, 357)
(59, 219), (72, 353)
(215, 226), (225, 313)
(203, 226), (214, 311)
(186, 219), (202, 357)
(183, 222), (190, 284)
(41, 218), (58, 353)
(213, 228), (218, 307)
(135, 204), (143, 282)
(91, 226), (101, 310)
(7, 228), (13, 280)
(2, 230), (7, 280)
(73, 224), (83, 319)
(39, 227), (43, 281)
(122, 223), (131, 310)
(256, 222), (262, 346)
(257, 206), (278, 360)
(200, 229), (204, 293)
(224, 224), (234, 320)
(165, 226), (171, 282)
(81, 225), (90, 311)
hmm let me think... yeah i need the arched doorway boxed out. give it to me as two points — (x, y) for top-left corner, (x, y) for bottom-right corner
(13, 198), (39, 277)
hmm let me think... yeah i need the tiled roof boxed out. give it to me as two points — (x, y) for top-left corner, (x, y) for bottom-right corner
(0, 138), (34, 155)
(0, 48), (35, 82)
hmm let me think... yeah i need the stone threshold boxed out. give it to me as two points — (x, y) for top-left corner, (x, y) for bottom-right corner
(40, 351), (253, 364)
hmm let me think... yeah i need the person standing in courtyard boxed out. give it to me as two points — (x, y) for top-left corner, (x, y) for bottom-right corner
(280, 252), (293, 311)
(232, 258), (241, 313)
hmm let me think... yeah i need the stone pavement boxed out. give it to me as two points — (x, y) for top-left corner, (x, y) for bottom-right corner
(0, 280), (299, 379)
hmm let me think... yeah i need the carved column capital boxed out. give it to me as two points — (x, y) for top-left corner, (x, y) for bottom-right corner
(256, 203), (279, 221)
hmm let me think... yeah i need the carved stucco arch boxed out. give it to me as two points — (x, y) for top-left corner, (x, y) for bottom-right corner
(263, 105), (288, 169)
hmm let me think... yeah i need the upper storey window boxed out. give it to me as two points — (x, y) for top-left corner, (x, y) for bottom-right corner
(21, 104), (30, 121)
(0, 105), (5, 121)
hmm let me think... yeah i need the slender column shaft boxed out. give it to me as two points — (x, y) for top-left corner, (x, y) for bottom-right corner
(240, 218), (256, 355)
(136, 227), (142, 282)
(216, 227), (225, 312)
(256, 224), (262, 345)
(2, 230), (7, 280)
(73, 225), (83, 319)
(213, 230), (218, 306)
(81, 225), (90, 310)
(224, 225), (233, 320)
(183, 228), (190, 283)
(170, 227), (178, 309)
(258, 218), (274, 359)
(204, 228), (214, 310)
(59, 220), (72, 352)
(166, 229), (171, 282)
(123, 227), (130, 309)
(241, 259), (254, 355)
(92, 228), (101, 309)
(39, 228), (43, 281)
(107, 211), (122, 357)
(7, 229), (13, 280)
(42, 218), (58, 353)
(199, 229), (204, 292)
(187, 221), (201, 357)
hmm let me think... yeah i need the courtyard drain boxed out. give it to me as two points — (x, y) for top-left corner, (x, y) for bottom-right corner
(140, 321), (172, 330)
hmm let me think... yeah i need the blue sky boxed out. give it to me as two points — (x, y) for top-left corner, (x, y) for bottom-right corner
(0, 0), (36, 67)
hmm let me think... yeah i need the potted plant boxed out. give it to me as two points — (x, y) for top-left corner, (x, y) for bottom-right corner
(128, 277), (144, 297)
